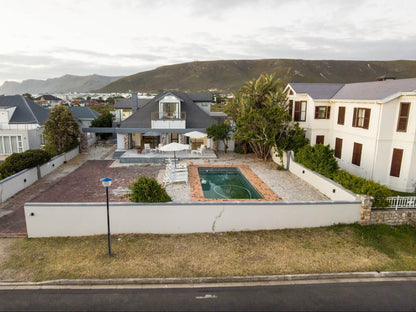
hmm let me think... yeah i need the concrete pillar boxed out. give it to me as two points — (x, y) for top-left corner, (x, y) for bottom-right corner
(80, 132), (88, 153)
(359, 194), (374, 225)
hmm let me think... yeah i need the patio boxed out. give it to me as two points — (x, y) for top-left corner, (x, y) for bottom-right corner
(118, 148), (218, 163)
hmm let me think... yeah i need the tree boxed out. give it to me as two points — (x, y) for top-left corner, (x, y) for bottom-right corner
(23, 93), (34, 100)
(43, 105), (80, 156)
(90, 111), (113, 139)
(295, 144), (339, 179)
(206, 122), (232, 153)
(225, 73), (291, 160)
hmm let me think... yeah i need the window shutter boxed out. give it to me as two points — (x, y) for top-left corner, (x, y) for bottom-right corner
(326, 106), (331, 119)
(315, 106), (319, 119)
(335, 138), (342, 158)
(288, 100), (293, 118)
(352, 108), (358, 127)
(363, 109), (371, 129)
(316, 135), (324, 145)
(397, 103), (410, 132)
(390, 149), (403, 177)
(337, 107), (345, 125)
(352, 143), (362, 166)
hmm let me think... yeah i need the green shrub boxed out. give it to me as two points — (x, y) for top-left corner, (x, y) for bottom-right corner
(295, 144), (339, 179)
(0, 149), (52, 180)
(125, 176), (172, 203)
(333, 170), (392, 208)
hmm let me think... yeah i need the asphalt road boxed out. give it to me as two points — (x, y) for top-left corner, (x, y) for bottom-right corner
(1, 280), (415, 311)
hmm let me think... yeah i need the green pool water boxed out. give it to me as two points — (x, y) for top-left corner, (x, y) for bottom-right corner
(198, 167), (263, 199)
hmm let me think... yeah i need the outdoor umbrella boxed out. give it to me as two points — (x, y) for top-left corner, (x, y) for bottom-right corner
(159, 142), (189, 163)
(184, 131), (207, 139)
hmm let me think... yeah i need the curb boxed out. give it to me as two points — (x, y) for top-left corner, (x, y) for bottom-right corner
(1, 271), (416, 287)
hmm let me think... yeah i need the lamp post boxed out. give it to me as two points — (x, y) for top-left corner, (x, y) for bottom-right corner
(100, 177), (113, 256)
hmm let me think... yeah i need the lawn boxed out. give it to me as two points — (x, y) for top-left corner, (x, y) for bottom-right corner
(2, 224), (416, 282)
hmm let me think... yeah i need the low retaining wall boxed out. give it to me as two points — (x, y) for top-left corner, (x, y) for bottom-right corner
(24, 201), (362, 238)
(0, 146), (80, 203)
(285, 151), (357, 201)
(370, 209), (416, 226)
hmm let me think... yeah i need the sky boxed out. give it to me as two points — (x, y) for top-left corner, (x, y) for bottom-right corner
(1, 0), (416, 85)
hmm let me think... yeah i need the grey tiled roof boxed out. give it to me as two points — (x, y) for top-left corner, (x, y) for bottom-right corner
(69, 106), (100, 120)
(114, 98), (151, 109)
(187, 92), (213, 102)
(289, 78), (416, 101)
(0, 95), (49, 125)
(289, 83), (344, 99)
(120, 91), (220, 130)
(331, 78), (416, 100)
(34, 94), (62, 101)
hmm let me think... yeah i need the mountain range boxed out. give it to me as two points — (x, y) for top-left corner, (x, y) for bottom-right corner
(0, 74), (123, 95)
(3, 59), (416, 95)
(97, 59), (416, 93)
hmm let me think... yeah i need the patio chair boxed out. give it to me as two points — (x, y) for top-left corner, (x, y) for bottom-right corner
(144, 144), (151, 153)
(191, 144), (205, 155)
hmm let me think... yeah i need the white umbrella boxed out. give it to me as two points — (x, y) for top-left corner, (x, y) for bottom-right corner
(184, 131), (207, 139)
(159, 143), (189, 163)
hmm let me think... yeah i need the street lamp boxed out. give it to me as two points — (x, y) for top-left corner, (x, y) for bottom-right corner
(100, 177), (113, 256)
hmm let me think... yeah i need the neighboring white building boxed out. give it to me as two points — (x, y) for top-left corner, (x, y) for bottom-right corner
(0, 95), (49, 156)
(286, 77), (416, 192)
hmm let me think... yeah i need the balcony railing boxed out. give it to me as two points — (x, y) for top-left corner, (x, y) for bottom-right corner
(151, 112), (186, 120)
(386, 196), (416, 209)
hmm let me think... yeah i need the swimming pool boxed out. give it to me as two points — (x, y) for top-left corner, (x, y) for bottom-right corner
(198, 167), (264, 199)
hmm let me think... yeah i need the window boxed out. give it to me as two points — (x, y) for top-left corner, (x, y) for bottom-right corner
(352, 108), (371, 129)
(169, 133), (179, 143)
(316, 135), (324, 145)
(334, 138), (343, 159)
(314, 106), (331, 119)
(337, 107), (345, 125)
(294, 101), (307, 122)
(352, 142), (362, 166)
(0, 135), (23, 155)
(397, 102), (410, 132)
(390, 148), (403, 177)
(162, 102), (178, 119)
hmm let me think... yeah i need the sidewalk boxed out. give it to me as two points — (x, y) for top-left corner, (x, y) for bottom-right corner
(0, 144), (116, 237)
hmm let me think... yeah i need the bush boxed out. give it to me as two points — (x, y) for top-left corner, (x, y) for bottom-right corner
(333, 170), (392, 208)
(295, 144), (339, 179)
(0, 149), (52, 180)
(125, 176), (171, 203)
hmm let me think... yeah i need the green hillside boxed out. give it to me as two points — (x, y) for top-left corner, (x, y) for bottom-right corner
(97, 59), (416, 93)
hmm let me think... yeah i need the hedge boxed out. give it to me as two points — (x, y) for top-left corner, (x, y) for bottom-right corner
(0, 149), (52, 180)
(125, 176), (171, 203)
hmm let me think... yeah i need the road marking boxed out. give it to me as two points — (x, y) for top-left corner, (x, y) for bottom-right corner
(195, 294), (217, 299)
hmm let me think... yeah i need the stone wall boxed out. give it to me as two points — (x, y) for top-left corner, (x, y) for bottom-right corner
(370, 209), (416, 226)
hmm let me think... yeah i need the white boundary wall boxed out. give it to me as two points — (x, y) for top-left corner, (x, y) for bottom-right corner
(25, 201), (361, 238)
(283, 151), (357, 201)
(0, 146), (79, 203)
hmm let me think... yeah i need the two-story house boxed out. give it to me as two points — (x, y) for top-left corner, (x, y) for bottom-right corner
(286, 78), (416, 192)
(116, 91), (224, 151)
(0, 95), (49, 156)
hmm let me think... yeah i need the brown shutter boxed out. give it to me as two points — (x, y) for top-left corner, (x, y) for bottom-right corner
(294, 101), (300, 121)
(363, 109), (371, 129)
(326, 106), (331, 119)
(288, 100), (293, 118)
(397, 103), (410, 132)
(390, 148), (403, 177)
(337, 107), (345, 125)
(334, 138), (342, 158)
(352, 108), (358, 127)
(315, 106), (319, 119)
(352, 142), (362, 166)
(316, 135), (324, 145)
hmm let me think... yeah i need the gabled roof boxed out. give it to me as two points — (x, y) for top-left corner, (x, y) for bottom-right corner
(331, 78), (416, 100)
(288, 78), (416, 101)
(34, 94), (62, 101)
(120, 91), (220, 129)
(288, 83), (344, 99)
(0, 95), (49, 125)
(114, 97), (151, 109)
(69, 106), (100, 121)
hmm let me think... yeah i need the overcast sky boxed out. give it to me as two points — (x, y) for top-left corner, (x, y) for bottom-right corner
(1, 0), (415, 85)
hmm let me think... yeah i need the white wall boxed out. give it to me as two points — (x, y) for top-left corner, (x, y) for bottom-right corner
(0, 168), (38, 203)
(0, 146), (79, 203)
(286, 152), (358, 201)
(24, 201), (361, 238)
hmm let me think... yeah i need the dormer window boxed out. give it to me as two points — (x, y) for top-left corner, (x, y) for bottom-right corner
(162, 102), (178, 119)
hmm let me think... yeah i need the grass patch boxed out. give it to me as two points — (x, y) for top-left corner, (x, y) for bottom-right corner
(2, 224), (416, 282)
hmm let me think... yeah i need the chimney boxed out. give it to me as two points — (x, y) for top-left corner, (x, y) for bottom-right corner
(131, 92), (139, 114)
